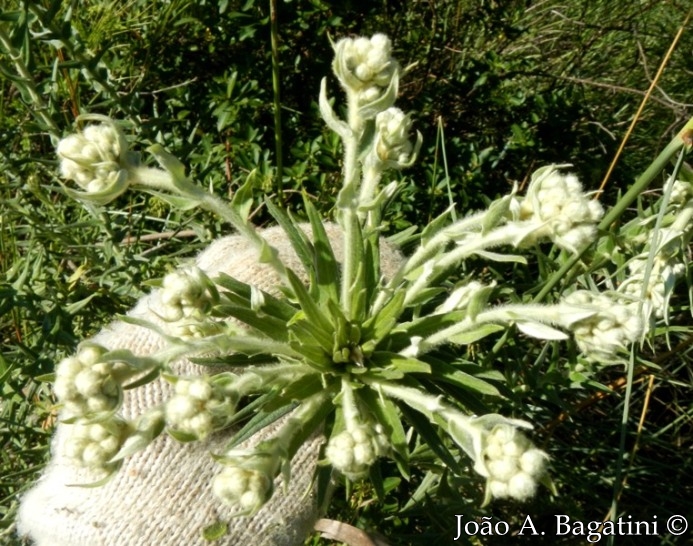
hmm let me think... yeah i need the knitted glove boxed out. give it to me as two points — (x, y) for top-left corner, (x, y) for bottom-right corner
(17, 223), (402, 546)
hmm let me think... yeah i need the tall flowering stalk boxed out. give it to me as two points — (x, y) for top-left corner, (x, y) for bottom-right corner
(49, 32), (693, 527)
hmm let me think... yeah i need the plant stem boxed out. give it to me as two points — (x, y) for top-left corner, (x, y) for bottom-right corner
(269, 0), (284, 204)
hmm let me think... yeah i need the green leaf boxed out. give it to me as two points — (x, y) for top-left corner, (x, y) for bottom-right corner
(167, 429), (199, 443)
(214, 304), (289, 341)
(64, 293), (98, 315)
(285, 268), (334, 334)
(370, 351), (431, 374)
(265, 199), (314, 276)
(474, 250), (527, 264)
(399, 310), (467, 338)
(214, 273), (297, 321)
(225, 402), (297, 450)
(140, 189), (201, 211)
(399, 404), (463, 474)
(361, 290), (405, 349)
(516, 321), (569, 340)
(147, 143), (187, 182)
(359, 388), (408, 474)
(304, 195), (340, 304)
(447, 323), (505, 345)
(481, 194), (512, 233)
(426, 360), (501, 397)
(230, 170), (256, 222)
(110, 410), (165, 462)
(121, 366), (161, 390)
(202, 521), (228, 542)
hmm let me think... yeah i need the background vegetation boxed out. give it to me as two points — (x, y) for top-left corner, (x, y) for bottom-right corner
(1, 0), (692, 544)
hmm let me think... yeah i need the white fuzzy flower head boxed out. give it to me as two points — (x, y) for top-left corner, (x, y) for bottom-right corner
(212, 466), (272, 515)
(165, 377), (234, 440)
(211, 445), (282, 515)
(56, 119), (134, 203)
(480, 425), (548, 502)
(671, 180), (693, 204)
(62, 418), (128, 471)
(53, 344), (122, 419)
(374, 107), (415, 167)
(563, 290), (644, 360)
(333, 34), (399, 107)
(159, 266), (216, 323)
(516, 166), (604, 252)
(619, 255), (684, 321)
(325, 422), (389, 479)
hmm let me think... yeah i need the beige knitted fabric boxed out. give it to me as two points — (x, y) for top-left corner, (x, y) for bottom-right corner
(17, 222), (402, 546)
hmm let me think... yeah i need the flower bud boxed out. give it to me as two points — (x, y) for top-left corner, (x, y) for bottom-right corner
(332, 33), (399, 108)
(515, 166), (604, 252)
(56, 119), (134, 204)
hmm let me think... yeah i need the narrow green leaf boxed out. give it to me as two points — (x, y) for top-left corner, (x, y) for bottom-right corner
(225, 402), (297, 450)
(214, 304), (289, 341)
(426, 360), (501, 397)
(285, 268), (333, 334)
(147, 143), (187, 182)
(447, 323), (505, 345)
(214, 272), (297, 321)
(399, 404), (463, 474)
(304, 195), (340, 303)
(230, 171), (255, 221)
(481, 194), (511, 234)
(361, 290), (405, 347)
(370, 351), (431, 374)
(265, 199), (314, 276)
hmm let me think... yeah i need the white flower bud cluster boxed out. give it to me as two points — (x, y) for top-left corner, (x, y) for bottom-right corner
(516, 167), (604, 252)
(333, 34), (398, 105)
(374, 107), (414, 166)
(671, 180), (693, 204)
(620, 255), (685, 320)
(165, 377), (233, 440)
(159, 266), (215, 323)
(325, 422), (389, 479)
(53, 345), (122, 418)
(212, 466), (272, 514)
(62, 419), (127, 470)
(57, 123), (129, 195)
(563, 290), (643, 360)
(481, 425), (548, 502)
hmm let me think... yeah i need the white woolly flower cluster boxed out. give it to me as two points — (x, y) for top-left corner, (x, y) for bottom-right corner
(374, 107), (414, 166)
(211, 446), (281, 515)
(515, 166), (604, 252)
(479, 425), (548, 502)
(53, 345), (123, 418)
(620, 255), (685, 321)
(159, 266), (216, 323)
(325, 422), (389, 479)
(165, 377), (234, 440)
(563, 290), (643, 360)
(57, 123), (130, 198)
(212, 466), (272, 515)
(62, 419), (127, 470)
(671, 180), (693, 204)
(333, 33), (398, 106)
